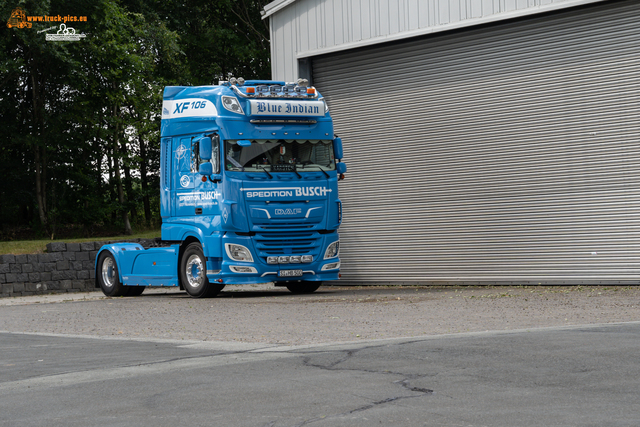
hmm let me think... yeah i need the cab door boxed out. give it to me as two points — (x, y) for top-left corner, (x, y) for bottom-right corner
(172, 136), (197, 217)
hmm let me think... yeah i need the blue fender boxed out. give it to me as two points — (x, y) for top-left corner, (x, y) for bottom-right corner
(94, 243), (144, 287)
(95, 242), (180, 288)
(177, 226), (206, 246)
(175, 225), (222, 257)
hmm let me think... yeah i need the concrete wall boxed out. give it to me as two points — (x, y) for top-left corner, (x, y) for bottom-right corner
(0, 239), (159, 298)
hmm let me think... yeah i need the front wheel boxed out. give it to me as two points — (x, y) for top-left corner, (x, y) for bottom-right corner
(97, 251), (125, 297)
(180, 243), (224, 298)
(123, 286), (145, 297)
(285, 281), (322, 294)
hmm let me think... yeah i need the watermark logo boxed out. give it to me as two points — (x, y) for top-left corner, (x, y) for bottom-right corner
(7, 7), (88, 41)
(6, 7), (31, 28)
(45, 23), (86, 42)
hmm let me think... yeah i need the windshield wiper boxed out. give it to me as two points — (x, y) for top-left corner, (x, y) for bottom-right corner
(316, 166), (330, 178)
(300, 163), (330, 178)
(258, 165), (273, 179)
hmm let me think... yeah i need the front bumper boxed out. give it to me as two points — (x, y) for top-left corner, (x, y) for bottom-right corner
(207, 232), (340, 285)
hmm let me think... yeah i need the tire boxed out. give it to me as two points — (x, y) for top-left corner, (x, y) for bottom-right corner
(180, 242), (224, 298)
(97, 251), (126, 297)
(123, 286), (145, 297)
(285, 281), (322, 294)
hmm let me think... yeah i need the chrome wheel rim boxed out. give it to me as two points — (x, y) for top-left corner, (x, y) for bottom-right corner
(101, 257), (116, 288)
(185, 254), (204, 288)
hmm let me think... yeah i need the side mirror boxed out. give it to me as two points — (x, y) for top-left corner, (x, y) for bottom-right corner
(199, 162), (213, 175)
(336, 162), (347, 175)
(333, 137), (343, 160)
(199, 137), (212, 160)
(198, 134), (221, 182)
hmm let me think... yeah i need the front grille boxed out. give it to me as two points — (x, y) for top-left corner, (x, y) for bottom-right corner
(248, 202), (325, 232)
(254, 231), (322, 259)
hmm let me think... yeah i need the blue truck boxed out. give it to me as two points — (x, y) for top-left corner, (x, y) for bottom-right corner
(95, 78), (346, 298)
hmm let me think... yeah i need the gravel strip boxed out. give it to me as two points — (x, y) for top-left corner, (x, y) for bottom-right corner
(1, 285), (639, 345)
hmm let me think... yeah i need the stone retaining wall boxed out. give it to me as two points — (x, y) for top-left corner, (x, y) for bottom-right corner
(0, 239), (159, 298)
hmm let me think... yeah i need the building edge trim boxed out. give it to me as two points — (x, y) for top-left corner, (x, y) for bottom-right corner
(262, 0), (298, 19)
(294, 0), (609, 59)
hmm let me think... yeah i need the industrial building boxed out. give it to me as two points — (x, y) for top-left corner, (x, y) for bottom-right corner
(262, 0), (640, 284)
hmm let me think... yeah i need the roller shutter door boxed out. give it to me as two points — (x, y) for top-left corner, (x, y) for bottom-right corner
(312, 0), (640, 284)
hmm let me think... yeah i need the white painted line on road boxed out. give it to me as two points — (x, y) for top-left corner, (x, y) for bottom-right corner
(0, 330), (280, 352)
(0, 350), (293, 395)
(5, 319), (640, 355)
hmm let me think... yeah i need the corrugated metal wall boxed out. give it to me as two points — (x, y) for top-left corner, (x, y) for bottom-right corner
(313, 0), (640, 284)
(267, 0), (607, 81)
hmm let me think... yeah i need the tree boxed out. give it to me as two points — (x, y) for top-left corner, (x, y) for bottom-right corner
(0, 0), (271, 239)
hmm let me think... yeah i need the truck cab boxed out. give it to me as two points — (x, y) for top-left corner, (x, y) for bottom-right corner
(95, 79), (346, 298)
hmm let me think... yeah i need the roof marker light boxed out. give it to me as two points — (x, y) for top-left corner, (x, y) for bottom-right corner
(307, 88), (316, 95)
(246, 87), (255, 94)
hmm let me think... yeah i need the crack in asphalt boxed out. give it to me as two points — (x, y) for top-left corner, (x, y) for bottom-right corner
(294, 347), (434, 426)
(293, 394), (427, 427)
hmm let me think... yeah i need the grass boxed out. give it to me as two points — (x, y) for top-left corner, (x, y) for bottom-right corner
(0, 229), (161, 255)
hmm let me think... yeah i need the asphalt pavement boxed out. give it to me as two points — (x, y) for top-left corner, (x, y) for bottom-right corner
(2, 322), (640, 426)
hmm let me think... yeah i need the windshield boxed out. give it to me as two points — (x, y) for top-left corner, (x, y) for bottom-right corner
(224, 139), (335, 172)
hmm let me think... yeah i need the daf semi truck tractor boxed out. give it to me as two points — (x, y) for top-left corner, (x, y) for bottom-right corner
(95, 79), (346, 298)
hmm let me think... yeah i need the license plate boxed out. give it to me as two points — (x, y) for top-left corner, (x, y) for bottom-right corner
(278, 269), (303, 277)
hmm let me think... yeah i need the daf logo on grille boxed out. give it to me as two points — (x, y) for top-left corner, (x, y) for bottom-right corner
(274, 208), (302, 216)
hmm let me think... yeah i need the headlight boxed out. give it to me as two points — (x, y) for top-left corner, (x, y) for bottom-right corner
(225, 243), (253, 262)
(324, 241), (339, 259)
(268, 255), (313, 264)
(222, 96), (244, 115)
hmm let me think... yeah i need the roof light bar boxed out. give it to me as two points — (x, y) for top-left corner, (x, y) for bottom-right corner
(229, 79), (319, 99)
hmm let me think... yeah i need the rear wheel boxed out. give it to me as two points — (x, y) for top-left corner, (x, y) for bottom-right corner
(97, 251), (125, 297)
(285, 281), (322, 294)
(180, 242), (224, 298)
